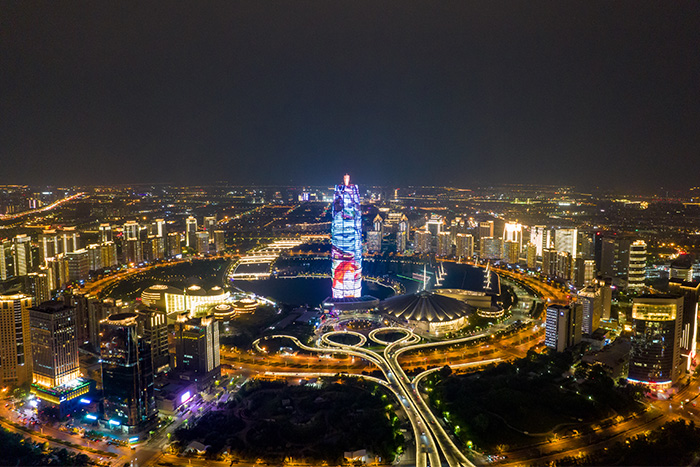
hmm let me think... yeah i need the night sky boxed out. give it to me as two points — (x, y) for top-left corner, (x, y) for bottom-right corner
(1, 2), (699, 190)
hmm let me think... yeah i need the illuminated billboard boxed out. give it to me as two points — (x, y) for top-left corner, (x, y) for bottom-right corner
(331, 174), (362, 298)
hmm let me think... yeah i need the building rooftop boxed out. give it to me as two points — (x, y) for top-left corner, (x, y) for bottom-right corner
(381, 290), (473, 323)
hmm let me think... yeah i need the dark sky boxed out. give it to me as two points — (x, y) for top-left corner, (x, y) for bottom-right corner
(1, 2), (699, 190)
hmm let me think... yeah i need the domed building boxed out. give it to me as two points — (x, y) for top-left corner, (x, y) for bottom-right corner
(140, 284), (230, 316)
(380, 290), (474, 337)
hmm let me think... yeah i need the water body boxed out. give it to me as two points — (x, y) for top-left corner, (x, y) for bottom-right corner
(232, 277), (394, 307)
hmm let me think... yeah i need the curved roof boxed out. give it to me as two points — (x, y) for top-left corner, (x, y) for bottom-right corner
(142, 284), (183, 295)
(381, 290), (473, 323)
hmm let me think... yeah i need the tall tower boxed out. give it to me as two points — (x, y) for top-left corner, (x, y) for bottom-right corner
(29, 301), (80, 389)
(331, 174), (362, 299)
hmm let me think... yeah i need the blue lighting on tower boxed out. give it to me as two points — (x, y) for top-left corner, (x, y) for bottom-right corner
(331, 174), (362, 298)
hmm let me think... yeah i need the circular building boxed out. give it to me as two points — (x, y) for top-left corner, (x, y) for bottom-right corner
(141, 284), (185, 313)
(233, 297), (258, 314)
(212, 303), (236, 321)
(380, 290), (473, 337)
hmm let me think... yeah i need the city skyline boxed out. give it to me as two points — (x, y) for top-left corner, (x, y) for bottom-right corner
(1, 2), (699, 190)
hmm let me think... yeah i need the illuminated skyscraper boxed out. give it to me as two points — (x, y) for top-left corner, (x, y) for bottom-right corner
(629, 295), (683, 387)
(627, 240), (647, 291)
(331, 174), (362, 299)
(100, 312), (157, 432)
(0, 294), (33, 385)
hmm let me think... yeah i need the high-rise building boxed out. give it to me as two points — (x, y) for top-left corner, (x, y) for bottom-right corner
(455, 233), (474, 260)
(530, 225), (551, 257)
(26, 271), (51, 304)
(29, 301), (79, 389)
(367, 230), (382, 253)
(545, 304), (582, 352)
(99, 224), (113, 244)
(100, 312), (157, 432)
(542, 248), (558, 276)
(167, 232), (181, 257)
(628, 240), (647, 291)
(153, 219), (166, 239)
(45, 255), (68, 291)
(0, 294), (33, 385)
(195, 231), (209, 254)
(478, 221), (494, 240)
(555, 228), (578, 259)
(40, 230), (60, 264)
(138, 307), (169, 374)
(66, 249), (89, 282)
(578, 285), (601, 335)
(88, 298), (120, 351)
(214, 230), (225, 253)
(185, 216), (197, 248)
(480, 237), (501, 260)
(414, 230), (432, 254)
(61, 227), (79, 254)
(670, 255), (693, 282)
(123, 221), (140, 241)
(101, 241), (118, 268)
(86, 243), (103, 271)
(203, 216), (216, 242)
(0, 239), (11, 280)
(437, 231), (452, 257)
(502, 240), (520, 264)
(426, 215), (444, 239)
(331, 175), (362, 299)
(555, 252), (573, 280)
(629, 295), (683, 387)
(526, 242), (537, 269)
(668, 279), (700, 373)
(174, 313), (220, 387)
(503, 222), (523, 252)
(13, 234), (33, 276)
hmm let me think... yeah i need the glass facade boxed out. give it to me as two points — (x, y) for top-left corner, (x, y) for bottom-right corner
(331, 175), (362, 298)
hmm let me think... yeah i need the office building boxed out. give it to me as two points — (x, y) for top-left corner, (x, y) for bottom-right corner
(437, 231), (452, 257)
(555, 228), (578, 259)
(167, 232), (181, 257)
(100, 312), (157, 433)
(530, 225), (551, 257)
(99, 224), (113, 244)
(545, 304), (582, 352)
(26, 271), (51, 304)
(542, 248), (558, 276)
(670, 255), (693, 282)
(29, 301), (79, 389)
(480, 237), (501, 260)
(426, 215), (444, 239)
(185, 216), (197, 248)
(66, 249), (89, 282)
(526, 242), (537, 268)
(153, 219), (166, 238)
(40, 230), (60, 263)
(86, 243), (103, 271)
(367, 230), (382, 253)
(195, 231), (209, 254)
(213, 230), (225, 252)
(123, 221), (140, 241)
(627, 240), (647, 291)
(578, 285), (601, 335)
(174, 313), (220, 387)
(61, 227), (79, 254)
(0, 239), (11, 280)
(331, 175), (362, 299)
(101, 241), (118, 268)
(503, 222), (523, 252)
(87, 298), (120, 351)
(13, 234), (33, 276)
(455, 233), (474, 260)
(502, 240), (520, 264)
(138, 307), (170, 374)
(668, 280), (700, 373)
(203, 216), (216, 241)
(0, 294), (33, 385)
(478, 221), (494, 240)
(629, 295), (683, 388)
(414, 229), (432, 254)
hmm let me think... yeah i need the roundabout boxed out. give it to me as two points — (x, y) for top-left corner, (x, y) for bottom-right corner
(368, 326), (418, 346)
(320, 330), (368, 348)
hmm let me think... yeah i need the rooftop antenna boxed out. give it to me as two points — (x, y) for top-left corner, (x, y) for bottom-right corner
(343, 174), (350, 186)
